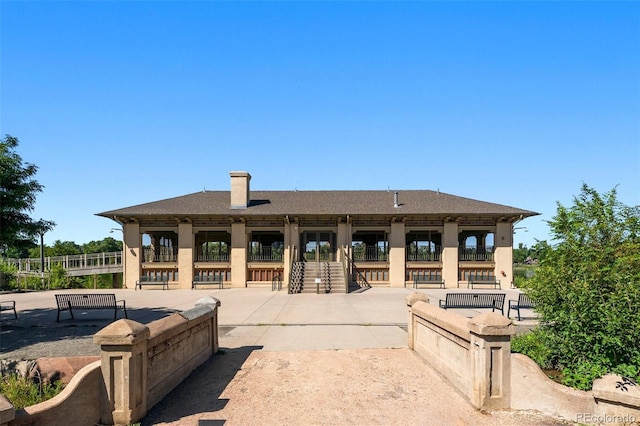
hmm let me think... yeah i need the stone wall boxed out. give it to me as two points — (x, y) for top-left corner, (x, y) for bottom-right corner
(407, 292), (640, 424)
(2, 297), (220, 426)
(406, 292), (513, 411)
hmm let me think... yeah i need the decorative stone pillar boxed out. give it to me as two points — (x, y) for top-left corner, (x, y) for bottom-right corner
(196, 296), (222, 354)
(468, 313), (514, 411)
(405, 292), (429, 350)
(93, 319), (150, 425)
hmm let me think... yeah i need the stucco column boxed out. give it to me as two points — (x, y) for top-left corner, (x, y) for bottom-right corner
(336, 222), (350, 248)
(389, 221), (405, 287)
(123, 222), (140, 290)
(94, 319), (150, 425)
(178, 222), (193, 289)
(468, 313), (514, 411)
(231, 222), (247, 288)
(442, 221), (459, 288)
(494, 222), (513, 288)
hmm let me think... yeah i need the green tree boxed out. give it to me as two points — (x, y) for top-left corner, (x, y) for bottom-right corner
(520, 184), (640, 389)
(513, 242), (529, 264)
(82, 237), (122, 254)
(0, 135), (55, 258)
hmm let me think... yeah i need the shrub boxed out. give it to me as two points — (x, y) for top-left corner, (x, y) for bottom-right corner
(0, 374), (64, 410)
(511, 328), (552, 369)
(520, 184), (640, 390)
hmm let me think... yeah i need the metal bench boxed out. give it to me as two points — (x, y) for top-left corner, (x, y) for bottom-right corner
(467, 276), (501, 289)
(192, 274), (223, 289)
(0, 300), (17, 319)
(55, 293), (127, 322)
(412, 275), (445, 289)
(508, 293), (536, 321)
(135, 275), (169, 290)
(439, 293), (505, 315)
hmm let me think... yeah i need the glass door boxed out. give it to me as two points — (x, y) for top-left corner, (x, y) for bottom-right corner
(302, 232), (335, 262)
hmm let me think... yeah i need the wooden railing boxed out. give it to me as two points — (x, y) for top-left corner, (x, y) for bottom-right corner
(5, 251), (122, 276)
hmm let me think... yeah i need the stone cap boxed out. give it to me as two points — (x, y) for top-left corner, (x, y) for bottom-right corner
(468, 312), (514, 336)
(93, 319), (150, 345)
(406, 292), (429, 307)
(195, 296), (221, 308)
(593, 374), (640, 408)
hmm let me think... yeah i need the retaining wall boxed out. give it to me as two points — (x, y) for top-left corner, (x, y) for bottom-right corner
(406, 292), (640, 424)
(2, 296), (220, 426)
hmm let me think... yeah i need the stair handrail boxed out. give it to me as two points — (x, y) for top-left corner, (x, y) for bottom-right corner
(288, 246), (299, 294)
(323, 262), (331, 293)
(341, 245), (371, 291)
(339, 246), (350, 294)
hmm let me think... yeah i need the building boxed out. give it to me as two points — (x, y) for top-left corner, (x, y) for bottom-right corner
(97, 171), (538, 291)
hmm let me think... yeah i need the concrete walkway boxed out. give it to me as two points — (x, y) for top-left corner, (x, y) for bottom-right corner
(0, 287), (557, 425)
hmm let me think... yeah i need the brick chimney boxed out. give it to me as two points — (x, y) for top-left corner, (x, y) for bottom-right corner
(230, 171), (251, 209)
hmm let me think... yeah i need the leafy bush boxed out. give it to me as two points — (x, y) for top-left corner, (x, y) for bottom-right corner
(520, 184), (640, 390)
(511, 329), (552, 369)
(0, 261), (17, 290)
(0, 374), (64, 410)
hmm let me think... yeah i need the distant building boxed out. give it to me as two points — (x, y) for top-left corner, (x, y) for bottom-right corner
(98, 171), (538, 291)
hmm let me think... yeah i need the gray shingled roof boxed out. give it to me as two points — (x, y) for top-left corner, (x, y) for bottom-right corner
(97, 190), (538, 219)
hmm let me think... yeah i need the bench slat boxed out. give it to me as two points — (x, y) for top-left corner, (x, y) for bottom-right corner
(439, 293), (505, 314)
(0, 301), (17, 319)
(192, 275), (223, 289)
(135, 276), (168, 290)
(508, 293), (536, 321)
(412, 275), (445, 289)
(55, 294), (127, 322)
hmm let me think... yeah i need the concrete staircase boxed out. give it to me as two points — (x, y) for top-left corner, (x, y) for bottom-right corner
(291, 261), (347, 294)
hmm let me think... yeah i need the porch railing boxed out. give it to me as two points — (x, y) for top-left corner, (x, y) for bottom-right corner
(406, 245), (442, 262)
(195, 247), (229, 262)
(248, 247), (284, 262)
(459, 247), (494, 261)
(352, 246), (388, 262)
(143, 247), (178, 263)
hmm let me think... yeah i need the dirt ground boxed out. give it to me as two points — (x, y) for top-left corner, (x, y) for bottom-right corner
(143, 348), (569, 426)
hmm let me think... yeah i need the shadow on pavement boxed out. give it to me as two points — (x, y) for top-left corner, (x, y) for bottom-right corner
(0, 307), (179, 358)
(142, 346), (263, 426)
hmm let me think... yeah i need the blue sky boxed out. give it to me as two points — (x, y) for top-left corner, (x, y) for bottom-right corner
(1, 1), (639, 248)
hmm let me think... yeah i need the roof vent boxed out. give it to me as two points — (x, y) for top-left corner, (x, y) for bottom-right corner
(394, 191), (399, 208)
(230, 171), (251, 209)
